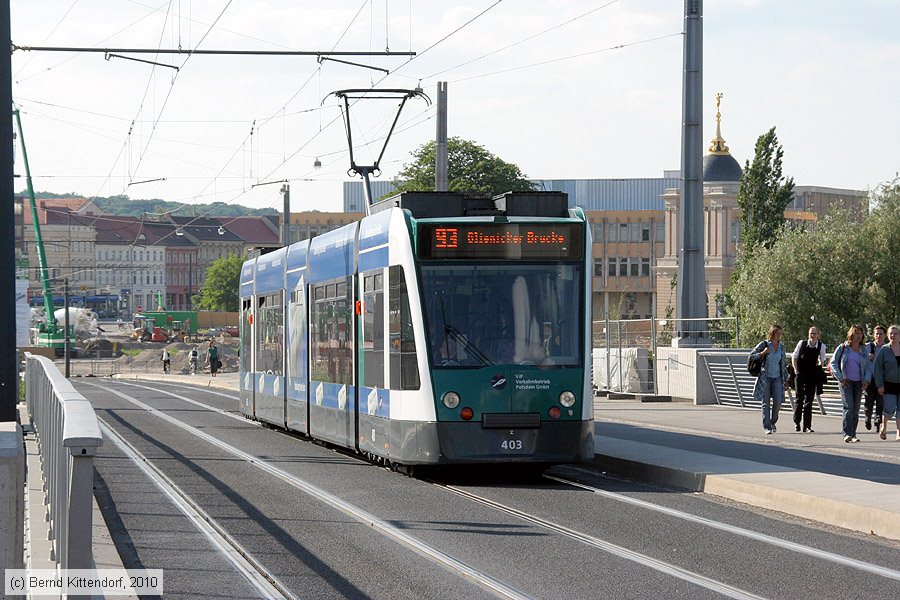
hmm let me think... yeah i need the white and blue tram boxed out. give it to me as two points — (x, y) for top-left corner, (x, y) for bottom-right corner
(239, 191), (594, 465)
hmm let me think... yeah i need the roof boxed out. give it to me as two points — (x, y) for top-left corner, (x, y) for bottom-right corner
(143, 221), (197, 247)
(91, 216), (195, 247)
(169, 216), (243, 241)
(22, 197), (98, 225)
(93, 217), (142, 244)
(217, 216), (280, 244)
(702, 154), (743, 183)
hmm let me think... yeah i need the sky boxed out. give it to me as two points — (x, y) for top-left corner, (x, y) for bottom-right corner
(10, 0), (900, 214)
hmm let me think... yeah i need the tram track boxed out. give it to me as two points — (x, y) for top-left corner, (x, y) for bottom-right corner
(429, 480), (767, 600)
(96, 416), (296, 600)
(542, 470), (900, 582)
(87, 380), (773, 599)
(85, 381), (534, 600)
(85, 379), (897, 599)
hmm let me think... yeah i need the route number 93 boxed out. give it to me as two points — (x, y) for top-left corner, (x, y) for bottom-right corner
(501, 439), (523, 450)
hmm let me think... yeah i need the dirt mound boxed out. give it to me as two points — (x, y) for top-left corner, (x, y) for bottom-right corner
(82, 338), (118, 356)
(116, 339), (240, 374)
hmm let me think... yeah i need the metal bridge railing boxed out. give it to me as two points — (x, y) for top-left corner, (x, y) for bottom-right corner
(24, 352), (103, 570)
(701, 351), (843, 415)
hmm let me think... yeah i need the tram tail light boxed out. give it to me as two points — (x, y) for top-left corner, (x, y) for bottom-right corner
(548, 406), (561, 419)
(460, 407), (474, 421)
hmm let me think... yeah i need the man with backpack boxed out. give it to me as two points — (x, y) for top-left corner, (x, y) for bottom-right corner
(189, 346), (200, 375)
(791, 327), (827, 433)
(161, 348), (171, 374)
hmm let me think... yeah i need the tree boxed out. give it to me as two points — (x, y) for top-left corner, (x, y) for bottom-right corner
(727, 210), (869, 346)
(391, 137), (535, 196)
(736, 127), (795, 252)
(863, 175), (900, 324)
(197, 254), (243, 312)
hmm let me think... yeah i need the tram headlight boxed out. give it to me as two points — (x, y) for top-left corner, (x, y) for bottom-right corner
(442, 391), (461, 409)
(559, 390), (576, 408)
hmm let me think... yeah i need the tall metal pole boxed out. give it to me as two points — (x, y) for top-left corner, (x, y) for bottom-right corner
(188, 253), (192, 310)
(281, 183), (291, 246)
(674, 0), (708, 347)
(435, 82), (448, 191)
(0, 0), (15, 419)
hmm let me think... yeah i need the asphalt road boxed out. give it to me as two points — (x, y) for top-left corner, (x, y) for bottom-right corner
(76, 379), (900, 600)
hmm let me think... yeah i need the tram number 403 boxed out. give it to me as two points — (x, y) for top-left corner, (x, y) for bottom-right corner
(501, 439), (523, 451)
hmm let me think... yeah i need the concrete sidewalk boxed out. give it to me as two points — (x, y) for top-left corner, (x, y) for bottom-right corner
(105, 372), (900, 541)
(594, 398), (900, 541)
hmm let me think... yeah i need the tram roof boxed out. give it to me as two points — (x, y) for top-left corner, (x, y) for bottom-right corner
(370, 191), (572, 219)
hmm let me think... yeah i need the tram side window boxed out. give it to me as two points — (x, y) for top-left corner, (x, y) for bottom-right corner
(363, 271), (385, 388)
(389, 265), (419, 390)
(257, 293), (283, 376)
(240, 298), (251, 374)
(310, 278), (353, 385)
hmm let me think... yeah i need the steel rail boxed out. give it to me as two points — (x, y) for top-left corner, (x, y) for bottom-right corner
(88, 382), (534, 600)
(545, 471), (900, 582)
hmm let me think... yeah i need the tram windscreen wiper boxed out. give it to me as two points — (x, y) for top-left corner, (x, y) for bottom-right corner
(444, 324), (494, 366)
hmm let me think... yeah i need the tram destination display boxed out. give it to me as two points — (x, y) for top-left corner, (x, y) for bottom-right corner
(418, 223), (583, 260)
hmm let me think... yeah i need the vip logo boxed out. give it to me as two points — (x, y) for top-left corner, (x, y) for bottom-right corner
(491, 374), (507, 389)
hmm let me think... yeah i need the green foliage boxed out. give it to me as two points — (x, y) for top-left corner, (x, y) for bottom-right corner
(23, 191), (279, 217)
(724, 188), (900, 347)
(736, 127), (795, 253)
(862, 175), (900, 325)
(197, 254), (243, 312)
(391, 137), (535, 196)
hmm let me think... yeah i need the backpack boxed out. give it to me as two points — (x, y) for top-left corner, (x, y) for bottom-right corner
(747, 344), (764, 377)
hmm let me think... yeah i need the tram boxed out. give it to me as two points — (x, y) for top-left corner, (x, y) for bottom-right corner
(239, 191), (594, 466)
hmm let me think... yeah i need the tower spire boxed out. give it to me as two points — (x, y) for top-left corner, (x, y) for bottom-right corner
(708, 92), (730, 155)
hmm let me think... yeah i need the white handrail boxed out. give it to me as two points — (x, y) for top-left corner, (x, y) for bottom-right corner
(24, 353), (103, 570)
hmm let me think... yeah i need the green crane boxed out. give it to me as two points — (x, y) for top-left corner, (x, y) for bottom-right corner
(14, 107), (66, 353)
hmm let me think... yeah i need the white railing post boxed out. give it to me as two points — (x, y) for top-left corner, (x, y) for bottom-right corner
(62, 399), (102, 569)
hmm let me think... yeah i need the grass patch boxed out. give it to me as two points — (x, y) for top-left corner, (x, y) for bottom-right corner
(121, 348), (144, 357)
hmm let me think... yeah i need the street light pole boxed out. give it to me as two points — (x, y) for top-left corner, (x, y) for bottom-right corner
(281, 184), (291, 246)
(188, 253), (192, 309)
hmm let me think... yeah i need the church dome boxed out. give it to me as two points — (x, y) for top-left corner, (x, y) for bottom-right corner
(703, 153), (742, 182)
(703, 93), (742, 183)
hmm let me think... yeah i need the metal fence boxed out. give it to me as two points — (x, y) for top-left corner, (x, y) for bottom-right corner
(24, 353), (103, 570)
(703, 351), (844, 415)
(592, 316), (740, 394)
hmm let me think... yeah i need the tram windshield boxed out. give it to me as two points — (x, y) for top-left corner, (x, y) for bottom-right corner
(421, 263), (582, 368)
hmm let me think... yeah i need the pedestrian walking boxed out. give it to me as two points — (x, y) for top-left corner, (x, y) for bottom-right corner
(791, 327), (826, 433)
(864, 325), (886, 432)
(873, 324), (900, 441)
(161, 348), (171, 374)
(206, 340), (220, 377)
(830, 324), (872, 443)
(750, 324), (790, 435)
(189, 347), (200, 375)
